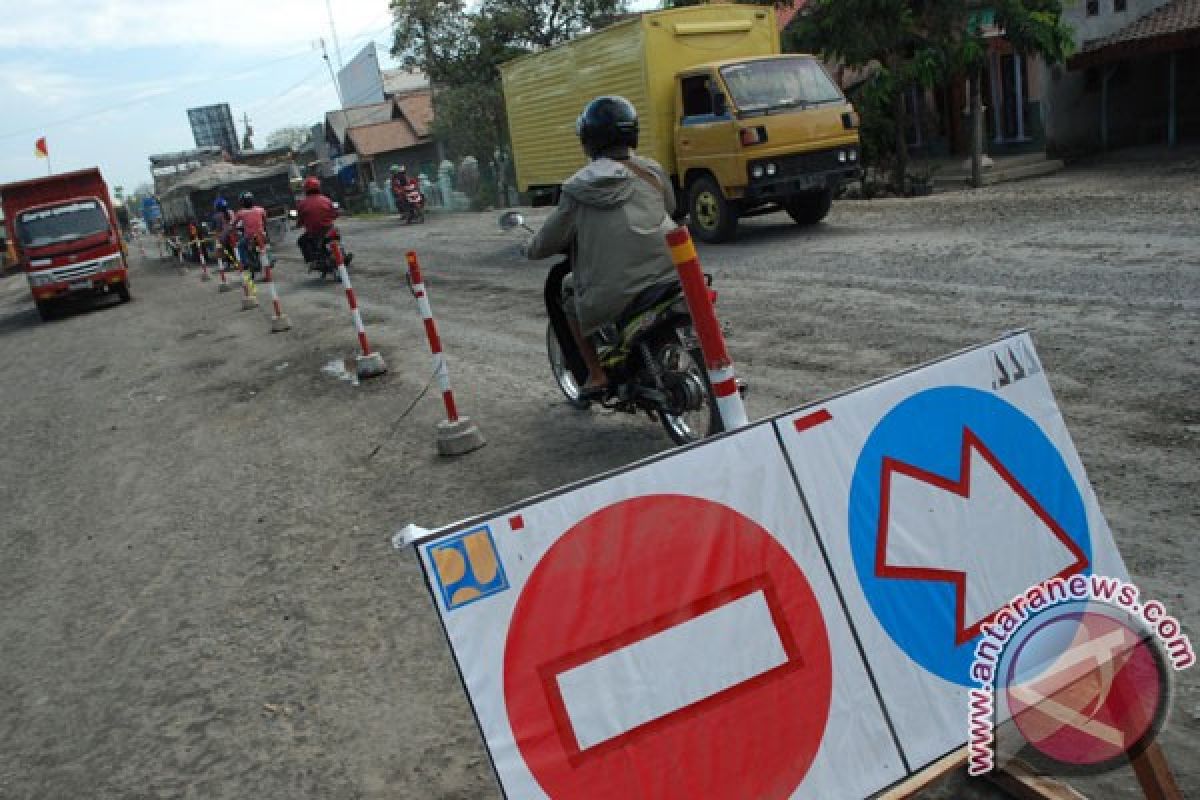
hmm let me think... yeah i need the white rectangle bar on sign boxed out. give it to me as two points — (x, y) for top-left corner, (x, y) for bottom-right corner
(555, 589), (788, 752)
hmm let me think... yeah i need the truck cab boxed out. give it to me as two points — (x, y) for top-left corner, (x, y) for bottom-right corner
(1, 168), (131, 320)
(674, 55), (861, 242)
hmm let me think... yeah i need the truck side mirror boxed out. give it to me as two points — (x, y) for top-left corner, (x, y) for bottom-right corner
(713, 91), (728, 117)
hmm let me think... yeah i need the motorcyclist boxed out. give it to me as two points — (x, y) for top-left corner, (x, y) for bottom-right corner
(234, 191), (269, 275)
(390, 164), (418, 219)
(524, 95), (677, 395)
(295, 177), (339, 264)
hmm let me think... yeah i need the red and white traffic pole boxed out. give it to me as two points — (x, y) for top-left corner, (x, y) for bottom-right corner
(329, 236), (386, 379)
(665, 226), (749, 431)
(258, 236), (290, 332)
(215, 245), (234, 292)
(406, 251), (485, 455)
(189, 224), (210, 281)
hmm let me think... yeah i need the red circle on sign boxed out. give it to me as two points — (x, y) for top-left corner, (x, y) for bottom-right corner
(504, 495), (833, 799)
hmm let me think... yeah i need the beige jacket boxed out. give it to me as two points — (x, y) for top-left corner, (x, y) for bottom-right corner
(527, 155), (678, 333)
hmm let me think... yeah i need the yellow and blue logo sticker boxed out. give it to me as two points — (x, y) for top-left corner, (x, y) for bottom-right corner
(428, 525), (509, 611)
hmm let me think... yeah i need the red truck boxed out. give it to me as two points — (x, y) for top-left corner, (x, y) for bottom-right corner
(0, 167), (131, 321)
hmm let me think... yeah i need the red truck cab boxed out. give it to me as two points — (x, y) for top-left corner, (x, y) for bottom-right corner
(0, 167), (131, 321)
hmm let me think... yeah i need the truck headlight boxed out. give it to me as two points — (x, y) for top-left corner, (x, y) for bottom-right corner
(765, 163), (777, 176)
(849, 150), (858, 162)
(28, 273), (52, 287)
(751, 165), (764, 179)
(838, 150), (847, 163)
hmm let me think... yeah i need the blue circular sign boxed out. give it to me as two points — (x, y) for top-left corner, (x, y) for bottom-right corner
(848, 386), (1092, 685)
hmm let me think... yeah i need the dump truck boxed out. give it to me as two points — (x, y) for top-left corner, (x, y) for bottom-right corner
(500, 5), (862, 242)
(0, 167), (131, 320)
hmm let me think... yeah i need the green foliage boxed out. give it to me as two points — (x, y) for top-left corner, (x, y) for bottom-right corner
(265, 125), (312, 151)
(390, 0), (629, 185)
(788, 0), (1072, 189)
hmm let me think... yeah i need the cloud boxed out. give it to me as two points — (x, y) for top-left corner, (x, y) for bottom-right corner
(0, 0), (394, 52)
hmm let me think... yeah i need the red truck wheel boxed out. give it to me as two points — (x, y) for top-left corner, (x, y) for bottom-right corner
(116, 281), (131, 302)
(35, 299), (55, 321)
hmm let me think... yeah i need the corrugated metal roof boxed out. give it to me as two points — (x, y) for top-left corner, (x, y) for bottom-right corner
(1071, 0), (1200, 67)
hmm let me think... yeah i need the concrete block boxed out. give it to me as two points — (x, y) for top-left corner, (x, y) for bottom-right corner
(241, 295), (259, 310)
(270, 314), (291, 333)
(355, 351), (387, 380)
(436, 417), (487, 456)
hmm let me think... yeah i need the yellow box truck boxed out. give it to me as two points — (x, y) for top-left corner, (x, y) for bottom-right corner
(500, 5), (862, 242)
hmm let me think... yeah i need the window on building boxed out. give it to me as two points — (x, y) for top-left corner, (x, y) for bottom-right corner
(1114, 0), (1127, 11)
(1086, 0), (1099, 14)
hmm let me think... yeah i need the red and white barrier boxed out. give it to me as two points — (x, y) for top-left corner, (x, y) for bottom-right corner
(259, 238), (290, 332)
(216, 250), (234, 293)
(329, 237), (386, 379)
(665, 226), (749, 431)
(189, 225), (210, 282)
(406, 251), (485, 455)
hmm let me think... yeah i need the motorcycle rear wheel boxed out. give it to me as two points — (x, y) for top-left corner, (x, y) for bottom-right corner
(656, 342), (723, 445)
(546, 322), (591, 409)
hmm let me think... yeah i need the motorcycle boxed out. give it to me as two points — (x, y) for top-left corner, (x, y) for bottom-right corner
(500, 211), (722, 445)
(397, 184), (426, 224)
(288, 208), (350, 280)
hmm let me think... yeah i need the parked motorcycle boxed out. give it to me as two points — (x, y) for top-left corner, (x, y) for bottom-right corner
(500, 211), (722, 445)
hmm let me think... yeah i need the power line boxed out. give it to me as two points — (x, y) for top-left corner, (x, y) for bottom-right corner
(0, 47), (317, 141)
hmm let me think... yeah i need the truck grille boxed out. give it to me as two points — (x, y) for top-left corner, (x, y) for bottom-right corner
(48, 260), (107, 281)
(28, 255), (120, 287)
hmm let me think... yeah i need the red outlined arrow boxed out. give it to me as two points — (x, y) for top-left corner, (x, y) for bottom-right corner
(875, 427), (1089, 644)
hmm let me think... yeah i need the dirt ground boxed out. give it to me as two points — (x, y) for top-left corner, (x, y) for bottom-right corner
(1, 145), (1196, 800)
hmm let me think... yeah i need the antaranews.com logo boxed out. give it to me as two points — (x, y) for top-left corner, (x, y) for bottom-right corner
(967, 574), (1194, 775)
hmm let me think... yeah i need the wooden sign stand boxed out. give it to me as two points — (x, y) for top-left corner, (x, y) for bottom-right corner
(875, 741), (1182, 800)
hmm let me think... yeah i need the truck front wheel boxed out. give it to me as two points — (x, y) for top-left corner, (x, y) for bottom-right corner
(115, 281), (131, 302)
(784, 188), (833, 226)
(688, 176), (738, 243)
(35, 299), (54, 321)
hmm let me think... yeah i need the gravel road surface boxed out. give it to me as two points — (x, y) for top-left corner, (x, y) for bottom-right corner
(1, 145), (1196, 799)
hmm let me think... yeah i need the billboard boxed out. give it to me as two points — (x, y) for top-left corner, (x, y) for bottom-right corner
(187, 103), (239, 155)
(338, 42), (385, 108)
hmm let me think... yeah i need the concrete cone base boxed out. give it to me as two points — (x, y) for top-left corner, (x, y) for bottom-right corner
(218, 282), (235, 293)
(241, 295), (259, 310)
(355, 352), (387, 379)
(436, 417), (486, 456)
(270, 314), (291, 333)
(201, 272), (211, 282)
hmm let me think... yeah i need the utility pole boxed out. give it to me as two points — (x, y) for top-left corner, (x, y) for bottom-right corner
(242, 112), (255, 151)
(325, 0), (344, 70)
(320, 38), (345, 108)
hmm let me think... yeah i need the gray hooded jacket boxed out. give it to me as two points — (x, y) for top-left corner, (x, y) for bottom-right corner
(526, 155), (678, 334)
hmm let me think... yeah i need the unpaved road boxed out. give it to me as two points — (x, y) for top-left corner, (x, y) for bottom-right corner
(1, 146), (1197, 799)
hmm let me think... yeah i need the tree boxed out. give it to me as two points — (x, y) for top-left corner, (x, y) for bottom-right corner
(788, 0), (1072, 190)
(389, 0), (629, 170)
(265, 125), (313, 151)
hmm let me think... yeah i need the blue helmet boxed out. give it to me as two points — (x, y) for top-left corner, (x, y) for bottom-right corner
(214, 197), (229, 211)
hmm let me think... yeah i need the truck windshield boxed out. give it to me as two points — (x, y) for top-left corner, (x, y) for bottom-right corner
(17, 199), (110, 248)
(720, 58), (843, 114)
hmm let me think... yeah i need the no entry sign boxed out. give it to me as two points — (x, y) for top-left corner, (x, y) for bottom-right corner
(407, 331), (1129, 798)
(504, 495), (831, 799)
(413, 424), (906, 799)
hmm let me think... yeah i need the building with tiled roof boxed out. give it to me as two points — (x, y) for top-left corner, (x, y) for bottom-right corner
(1044, 0), (1199, 150)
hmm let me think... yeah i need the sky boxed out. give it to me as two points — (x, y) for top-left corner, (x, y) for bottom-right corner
(0, 0), (404, 195)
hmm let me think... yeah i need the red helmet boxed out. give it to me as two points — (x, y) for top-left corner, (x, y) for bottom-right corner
(303, 176), (321, 193)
